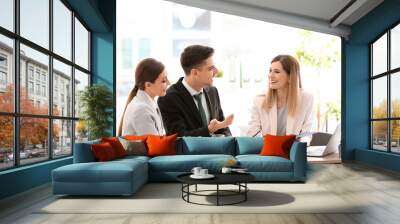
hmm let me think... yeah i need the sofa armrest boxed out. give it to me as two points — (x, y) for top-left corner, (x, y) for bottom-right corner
(73, 140), (100, 163)
(289, 141), (307, 181)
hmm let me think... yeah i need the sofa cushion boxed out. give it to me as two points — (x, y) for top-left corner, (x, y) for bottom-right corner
(178, 137), (236, 155)
(52, 159), (147, 183)
(236, 155), (293, 172)
(235, 137), (263, 155)
(148, 154), (235, 172)
(115, 155), (150, 163)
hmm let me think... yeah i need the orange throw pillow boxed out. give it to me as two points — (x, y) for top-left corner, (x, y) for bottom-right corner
(124, 135), (150, 141)
(146, 134), (177, 157)
(260, 134), (296, 159)
(91, 142), (117, 161)
(101, 137), (126, 158)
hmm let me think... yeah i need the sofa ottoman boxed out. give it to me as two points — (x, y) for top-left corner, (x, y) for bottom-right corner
(52, 154), (149, 196)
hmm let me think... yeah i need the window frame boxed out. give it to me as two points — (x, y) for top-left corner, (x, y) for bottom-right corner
(0, 0), (92, 171)
(370, 20), (400, 154)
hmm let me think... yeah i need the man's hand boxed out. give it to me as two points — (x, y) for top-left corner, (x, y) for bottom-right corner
(208, 119), (219, 133)
(220, 114), (234, 128)
(208, 114), (234, 134)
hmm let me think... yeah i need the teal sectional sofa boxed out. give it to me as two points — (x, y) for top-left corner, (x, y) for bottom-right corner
(52, 137), (307, 196)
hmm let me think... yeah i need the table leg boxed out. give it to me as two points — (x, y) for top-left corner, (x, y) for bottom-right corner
(245, 183), (247, 201)
(217, 184), (219, 206)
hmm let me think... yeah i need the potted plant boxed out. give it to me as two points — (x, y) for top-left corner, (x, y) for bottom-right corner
(79, 84), (114, 140)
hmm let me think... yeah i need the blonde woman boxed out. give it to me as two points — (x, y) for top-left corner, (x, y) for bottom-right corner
(247, 55), (313, 138)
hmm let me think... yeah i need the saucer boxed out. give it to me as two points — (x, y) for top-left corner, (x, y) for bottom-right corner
(190, 174), (215, 179)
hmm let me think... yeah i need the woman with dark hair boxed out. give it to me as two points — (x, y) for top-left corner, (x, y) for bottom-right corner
(118, 58), (169, 136)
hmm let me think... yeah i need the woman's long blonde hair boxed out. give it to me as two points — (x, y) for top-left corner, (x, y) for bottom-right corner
(263, 55), (302, 116)
(117, 58), (165, 136)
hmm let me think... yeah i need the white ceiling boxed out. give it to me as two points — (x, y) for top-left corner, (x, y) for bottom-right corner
(226, 0), (352, 23)
(166, 0), (384, 38)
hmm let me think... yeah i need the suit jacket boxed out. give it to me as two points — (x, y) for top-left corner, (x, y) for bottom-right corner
(158, 77), (231, 137)
(122, 90), (165, 136)
(247, 91), (314, 137)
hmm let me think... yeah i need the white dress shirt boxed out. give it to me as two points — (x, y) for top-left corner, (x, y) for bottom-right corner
(182, 78), (210, 123)
(122, 89), (165, 136)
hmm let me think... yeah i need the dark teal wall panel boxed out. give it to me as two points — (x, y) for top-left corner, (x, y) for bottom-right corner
(344, 0), (400, 171)
(349, 0), (400, 45)
(0, 158), (72, 199)
(92, 33), (113, 87)
(65, 0), (109, 32)
(343, 44), (369, 160)
(91, 32), (115, 135)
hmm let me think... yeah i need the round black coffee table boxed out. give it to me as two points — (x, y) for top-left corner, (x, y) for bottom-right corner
(177, 173), (255, 206)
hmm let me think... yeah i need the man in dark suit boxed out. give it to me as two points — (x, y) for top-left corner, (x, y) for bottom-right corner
(158, 45), (233, 137)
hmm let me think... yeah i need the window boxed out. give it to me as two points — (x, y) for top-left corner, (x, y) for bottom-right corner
(0, 34), (13, 113)
(0, 54), (7, 67)
(0, 0), (91, 170)
(35, 70), (41, 81)
(53, 0), (72, 60)
(42, 85), (46, 97)
(41, 73), (46, 82)
(0, 54), (7, 87)
(28, 67), (34, 80)
(75, 18), (89, 69)
(28, 81), (34, 94)
(36, 83), (40, 95)
(53, 59), (71, 116)
(0, 0), (14, 32)
(20, 0), (49, 49)
(370, 23), (400, 154)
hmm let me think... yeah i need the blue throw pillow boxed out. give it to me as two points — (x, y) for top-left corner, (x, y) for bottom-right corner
(235, 137), (263, 155)
(73, 139), (100, 163)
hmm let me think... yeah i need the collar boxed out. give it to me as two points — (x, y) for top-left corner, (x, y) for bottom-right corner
(136, 89), (158, 110)
(182, 78), (203, 96)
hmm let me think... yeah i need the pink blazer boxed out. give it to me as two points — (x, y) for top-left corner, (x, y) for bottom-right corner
(247, 91), (314, 137)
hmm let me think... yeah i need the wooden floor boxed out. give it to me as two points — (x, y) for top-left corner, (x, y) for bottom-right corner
(1, 162), (400, 224)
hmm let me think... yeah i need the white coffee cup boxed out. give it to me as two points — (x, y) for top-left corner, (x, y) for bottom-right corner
(191, 167), (202, 176)
(221, 167), (232, 174)
(199, 169), (208, 176)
